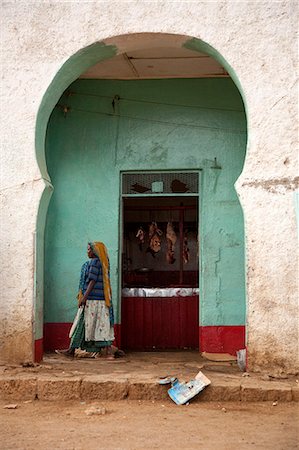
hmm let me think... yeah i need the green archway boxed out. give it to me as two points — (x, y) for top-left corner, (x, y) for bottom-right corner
(35, 33), (247, 360)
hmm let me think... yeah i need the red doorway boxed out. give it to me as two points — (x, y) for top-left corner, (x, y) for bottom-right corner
(121, 178), (200, 350)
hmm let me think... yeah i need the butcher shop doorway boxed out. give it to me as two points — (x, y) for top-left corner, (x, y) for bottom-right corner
(121, 171), (200, 350)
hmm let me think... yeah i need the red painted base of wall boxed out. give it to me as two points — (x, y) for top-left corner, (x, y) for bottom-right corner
(43, 323), (245, 356)
(199, 325), (245, 356)
(34, 338), (43, 363)
(43, 323), (122, 352)
(44, 323), (72, 351)
(114, 324), (121, 349)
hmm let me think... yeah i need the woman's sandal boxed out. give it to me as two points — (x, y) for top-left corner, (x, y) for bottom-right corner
(55, 349), (74, 358)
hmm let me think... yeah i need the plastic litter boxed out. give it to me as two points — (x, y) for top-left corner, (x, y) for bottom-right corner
(158, 376), (178, 385)
(167, 371), (211, 405)
(236, 349), (246, 372)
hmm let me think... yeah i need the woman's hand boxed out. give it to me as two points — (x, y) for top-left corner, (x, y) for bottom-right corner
(79, 280), (96, 307)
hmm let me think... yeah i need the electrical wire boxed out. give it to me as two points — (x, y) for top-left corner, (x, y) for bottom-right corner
(66, 90), (245, 114)
(56, 104), (246, 134)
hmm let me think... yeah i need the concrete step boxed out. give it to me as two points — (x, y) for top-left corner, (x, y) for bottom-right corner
(1, 353), (298, 403)
(0, 374), (298, 402)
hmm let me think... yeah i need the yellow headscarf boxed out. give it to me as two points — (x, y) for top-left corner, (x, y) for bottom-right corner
(90, 241), (112, 308)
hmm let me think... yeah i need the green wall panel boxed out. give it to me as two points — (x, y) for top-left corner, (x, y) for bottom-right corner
(45, 78), (246, 326)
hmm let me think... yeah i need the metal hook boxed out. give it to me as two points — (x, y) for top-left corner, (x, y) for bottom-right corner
(112, 95), (120, 113)
(210, 157), (222, 169)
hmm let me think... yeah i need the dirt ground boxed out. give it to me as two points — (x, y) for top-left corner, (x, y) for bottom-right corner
(1, 399), (298, 450)
(3, 351), (295, 382)
(1, 351), (242, 380)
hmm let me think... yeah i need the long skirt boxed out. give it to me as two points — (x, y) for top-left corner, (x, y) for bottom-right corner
(69, 301), (115, 352)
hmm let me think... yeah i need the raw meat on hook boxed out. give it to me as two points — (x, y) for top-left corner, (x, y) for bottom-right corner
(166, 222), (177, 264)
(136, 227), (145, 251)
(147, 222), (163, 257)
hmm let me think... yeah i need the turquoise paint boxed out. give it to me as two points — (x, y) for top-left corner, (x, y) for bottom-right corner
(34, 41), (117, 342)
(35, 35), (248, 344)
(44, 78), (246, 327)
(36, 42), (118, 181)
(34, 181), (53, 340)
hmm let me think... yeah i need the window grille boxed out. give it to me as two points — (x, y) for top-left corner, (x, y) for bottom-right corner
(122, 171), (199, 195)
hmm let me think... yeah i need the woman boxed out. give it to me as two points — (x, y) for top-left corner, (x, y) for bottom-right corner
(56, 241), (115, 358)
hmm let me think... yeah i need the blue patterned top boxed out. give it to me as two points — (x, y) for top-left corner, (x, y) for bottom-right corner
(82, 258), (105, 300)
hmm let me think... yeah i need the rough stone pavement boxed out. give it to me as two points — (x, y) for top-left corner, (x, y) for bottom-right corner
(0, 352), (298, 403)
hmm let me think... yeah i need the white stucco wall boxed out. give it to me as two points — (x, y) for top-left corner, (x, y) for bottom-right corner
(1, 1), (298, 371)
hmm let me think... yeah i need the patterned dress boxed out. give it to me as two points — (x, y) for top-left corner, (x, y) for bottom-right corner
(69, 258), (114, 352)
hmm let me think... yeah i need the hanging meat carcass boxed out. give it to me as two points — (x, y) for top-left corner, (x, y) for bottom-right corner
(147, 221), (162, 257)
(166, 222), (177, 264)
(136, 226), (145, 251)
(183, 230), (190, 264)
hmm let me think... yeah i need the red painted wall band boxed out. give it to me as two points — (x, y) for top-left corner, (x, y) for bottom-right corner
(43, 323), (121, 352)
(43, 323), (245, 356)
(44, 323), (72, 351)
(113, 324), (121, 349)
(34, 338), (43, 363)
(199, 325), (245, 356)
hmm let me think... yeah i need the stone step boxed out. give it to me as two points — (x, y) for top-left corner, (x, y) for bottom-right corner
(0, 375), (298, 402)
